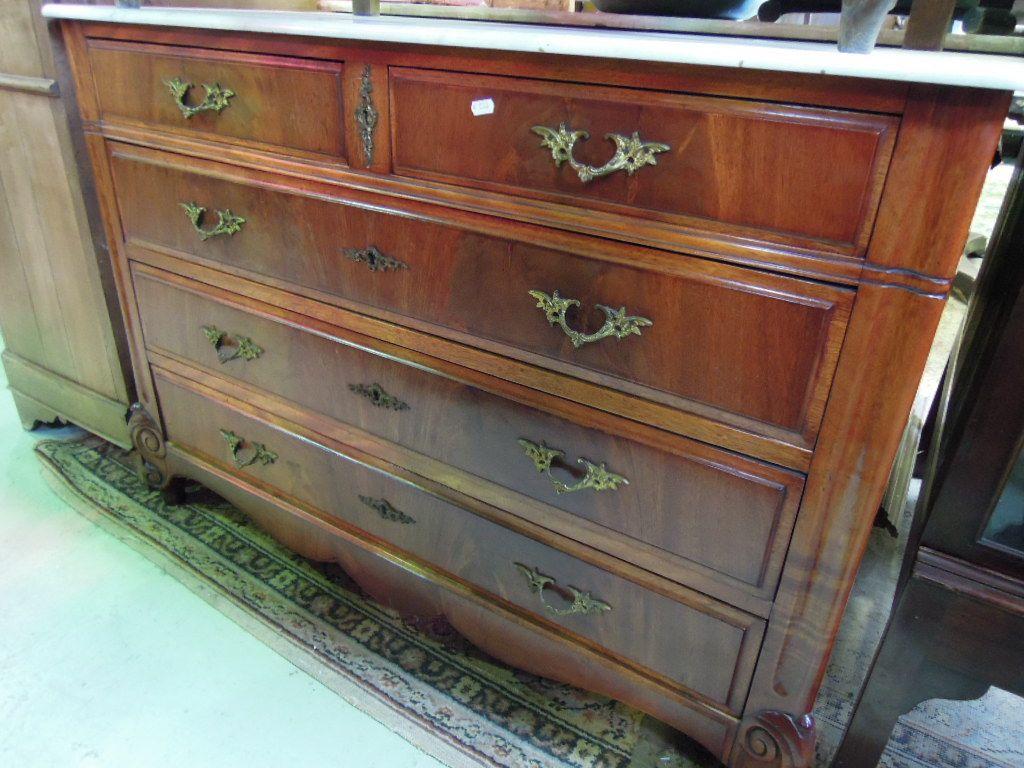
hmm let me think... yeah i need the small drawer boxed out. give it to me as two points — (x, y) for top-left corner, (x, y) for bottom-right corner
(113, 146), (854, 450)
(390, 68), (897, 256)
(86, 40), (346, 160)
(135, 268), (803, 604)
(154, 370), (765, 711)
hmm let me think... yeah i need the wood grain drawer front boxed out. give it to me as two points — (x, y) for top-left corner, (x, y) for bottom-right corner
(112, 147), (854, 448)
(87, 40), (345, 160)
(135, 269), (803, 602)
(390, 68), (897, 256)
(153, 370), (765, 711)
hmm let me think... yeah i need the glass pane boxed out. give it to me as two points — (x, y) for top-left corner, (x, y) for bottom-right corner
(983, 446), (1024, 557)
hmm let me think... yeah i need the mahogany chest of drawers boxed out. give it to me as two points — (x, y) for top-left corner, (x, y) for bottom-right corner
(55, 13), (1009, 767)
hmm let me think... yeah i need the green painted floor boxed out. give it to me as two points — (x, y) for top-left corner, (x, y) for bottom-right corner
(0, 342), (442, 768)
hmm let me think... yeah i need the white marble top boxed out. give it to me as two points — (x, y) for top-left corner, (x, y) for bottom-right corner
(41, 4), (1024, 90)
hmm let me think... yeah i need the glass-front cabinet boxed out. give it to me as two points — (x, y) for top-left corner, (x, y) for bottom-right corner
(923, 224), (1024, 581)
(983, 448), (1024, 561)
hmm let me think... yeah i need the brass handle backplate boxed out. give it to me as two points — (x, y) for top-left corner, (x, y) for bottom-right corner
(359, 495), (415, 524)
(202, 325), (263, 364)
(517, 438), (628, 495)
(181, 201), (246, 241)
(531, 123), (669, 184)
(220, 429), (277, 469)
(354, 64), (378, 165)
(165, 76), (235, 119)
(348, 382), (409, 411)
(343, 246), (408, 273)
(529, 290), (652, 349)
(514, 563), (611, 617)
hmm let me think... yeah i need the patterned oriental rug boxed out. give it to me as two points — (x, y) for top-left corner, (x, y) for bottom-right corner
(36, 436), (1023, 768)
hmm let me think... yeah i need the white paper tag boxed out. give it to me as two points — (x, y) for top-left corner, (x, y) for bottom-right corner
(470, 98), (495, 117)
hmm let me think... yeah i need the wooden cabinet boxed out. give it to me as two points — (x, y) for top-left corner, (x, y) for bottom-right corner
(55, 15), (1010, 768)
(0, 0), (130, 445)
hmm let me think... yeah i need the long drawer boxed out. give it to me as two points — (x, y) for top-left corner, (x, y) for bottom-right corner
(86, 39), (346, 161)
(153, 368), (766, 711)
(390, 68), (898, 256)
(134, 267), (804, 604)
(112, 144), (854, 450)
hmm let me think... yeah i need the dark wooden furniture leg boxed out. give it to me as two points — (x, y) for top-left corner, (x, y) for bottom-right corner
(831, 574), (1010, 767)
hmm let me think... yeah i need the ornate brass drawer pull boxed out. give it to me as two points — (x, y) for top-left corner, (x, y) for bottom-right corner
(165, 76), (235, 119)
(517, 438), (628, 495)
(219, 429), (277, 469)
(202, 325), (263, 364)
(531, 123), (669, 184)
(515, 563), (612, 617)
(529, 290), (652, 349)
(359, 495), (415, 525)
(343, 246), (408, 273)
(180, 201), (246, 241)
(348, 382), (409, 411)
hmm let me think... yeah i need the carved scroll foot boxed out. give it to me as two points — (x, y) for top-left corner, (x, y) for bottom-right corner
(127, 403), (171, 490)
(730, 711), (815, 768)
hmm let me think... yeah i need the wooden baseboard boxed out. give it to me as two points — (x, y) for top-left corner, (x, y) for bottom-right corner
(2, 350), (131, 448)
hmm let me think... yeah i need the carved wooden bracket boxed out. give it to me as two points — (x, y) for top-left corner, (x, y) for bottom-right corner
(127, 402), (170, 489)
(731, 711), (815, 768)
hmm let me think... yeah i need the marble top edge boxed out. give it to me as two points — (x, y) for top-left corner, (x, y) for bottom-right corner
(40, 4), (1024, 90)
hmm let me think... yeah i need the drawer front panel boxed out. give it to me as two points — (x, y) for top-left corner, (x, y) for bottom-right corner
(135, 269), (803, 599)
(113, 147), (854, 446)
(87, 40), (346, 160)
(154, 370), (764, 710)
(390, 68), (897, 254)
